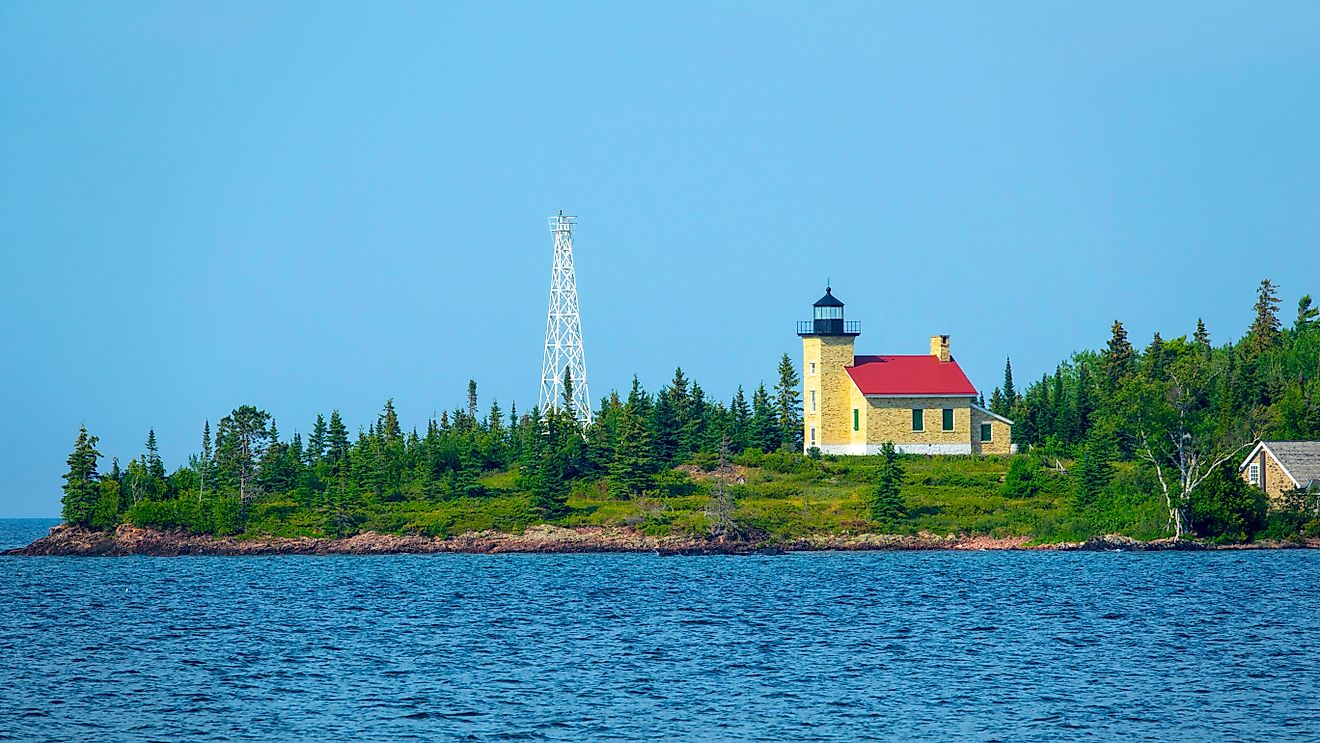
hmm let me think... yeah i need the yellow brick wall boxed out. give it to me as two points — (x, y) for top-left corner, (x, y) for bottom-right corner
(971, 408), (1013, 454)
(1241, 449), (1297, 506)
(802, 336), (855, 449)
(862, 397), (973, 446)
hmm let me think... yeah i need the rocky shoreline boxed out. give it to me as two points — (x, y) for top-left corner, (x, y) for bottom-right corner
(6, 524), (1315, 556)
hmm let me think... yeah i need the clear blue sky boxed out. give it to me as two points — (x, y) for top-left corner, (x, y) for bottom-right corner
(2, 2), (1318, 517)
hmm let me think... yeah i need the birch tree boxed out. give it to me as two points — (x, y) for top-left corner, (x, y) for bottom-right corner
(1117, 358), (1258, 539)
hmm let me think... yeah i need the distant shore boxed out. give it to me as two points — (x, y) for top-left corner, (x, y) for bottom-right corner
(6, 524), (1316, 556)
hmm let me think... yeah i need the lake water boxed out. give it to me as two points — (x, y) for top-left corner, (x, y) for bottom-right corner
(2, 518), (1319, 742)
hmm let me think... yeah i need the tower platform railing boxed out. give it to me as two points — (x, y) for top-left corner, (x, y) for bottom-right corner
(797, 320), (861, 335)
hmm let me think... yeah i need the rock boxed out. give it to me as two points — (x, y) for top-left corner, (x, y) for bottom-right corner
(1078, 534), (1149, 551)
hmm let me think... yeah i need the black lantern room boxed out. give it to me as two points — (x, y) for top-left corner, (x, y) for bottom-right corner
(797, 286), (861, 337)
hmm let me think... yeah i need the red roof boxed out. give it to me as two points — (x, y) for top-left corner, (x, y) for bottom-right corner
(845, 355), (978, 397)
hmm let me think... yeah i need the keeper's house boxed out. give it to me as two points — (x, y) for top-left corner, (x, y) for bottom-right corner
(797, 286), (1014, 456)
(1238, 441), (1320, 502)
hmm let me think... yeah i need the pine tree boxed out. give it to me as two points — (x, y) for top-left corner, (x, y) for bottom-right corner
(870, 442), (906, 526)
(307, 414), (328, 464)
(467, 379), (479, 422)
(144, 428), (166, 481)
(730, 386), (751, 452)
(1002, 358), (1018, 408)
(1073, 430), (1116, 508)
(61, 424), (102, 528)
(750, 384), (779, 452)
(1194, 318), (1211, 350)
(216, 405), (272, 515)
(200, 420), (213, 502)
(989, 387), (1006, 416)
(1247, 278), (1281, 354)
(1145, 332), (1167, 378)
(326, 410), (350, 462)
(1297, 295), (1319, 330)
(1103, 320), (1135, 385)
(774, 353), (803, 452)
(609, 404), (654, 498)
(378, 399), (402, 442)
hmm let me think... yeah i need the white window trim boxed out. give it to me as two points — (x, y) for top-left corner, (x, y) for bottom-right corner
(1248, 463), (1260, 485)
(810, 389), (817, 412)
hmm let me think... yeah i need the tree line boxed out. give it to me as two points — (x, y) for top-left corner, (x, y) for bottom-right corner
(986, 278), (1320, 536)
(60, 356), (806, 534)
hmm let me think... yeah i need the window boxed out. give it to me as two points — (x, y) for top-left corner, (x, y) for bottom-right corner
(810, 362), (816, 376)
(853, 408), (859, 431)
(810, 389), (817, 412)
(1248, 463), (1260, 485)
(912, 408), (924, 432)
(810, 427), (817, 446)
(943, 408), (955, 431)
(980, 423), (992, 442)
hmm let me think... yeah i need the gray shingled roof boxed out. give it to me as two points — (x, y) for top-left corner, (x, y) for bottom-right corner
(1264, 441), (1320, 487)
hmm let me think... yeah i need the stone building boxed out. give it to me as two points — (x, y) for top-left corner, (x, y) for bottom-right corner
(1238, 441), (1320, 503)
(797, 286), (1014, 456)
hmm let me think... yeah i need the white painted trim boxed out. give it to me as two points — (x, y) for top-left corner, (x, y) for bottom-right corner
(970, 403), (1014, 425)
(1237, 441), (1302, 488)
(816, 443), (973, 456)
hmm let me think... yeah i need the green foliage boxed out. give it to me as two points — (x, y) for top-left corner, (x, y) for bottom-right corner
(1189, 466), (1267, 543)
(869, 443), (906, 525)
(1001, 456), (1043, 499)
(60, 425), (101, 528)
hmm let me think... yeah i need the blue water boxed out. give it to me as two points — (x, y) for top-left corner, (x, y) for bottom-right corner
(2, 519), (1319, 742)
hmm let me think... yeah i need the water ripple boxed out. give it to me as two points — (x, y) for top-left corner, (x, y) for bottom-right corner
(2, 520), (1320, 740)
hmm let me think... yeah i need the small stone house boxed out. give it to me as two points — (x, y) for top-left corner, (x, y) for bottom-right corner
(797, 286), (1014, 456)
(1238, 441), (1320, 503)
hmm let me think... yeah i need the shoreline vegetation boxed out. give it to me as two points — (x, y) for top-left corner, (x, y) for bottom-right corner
(33, 279), (1320, 556)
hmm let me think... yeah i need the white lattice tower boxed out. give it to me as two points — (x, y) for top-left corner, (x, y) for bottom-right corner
(539, 212), (593, 424)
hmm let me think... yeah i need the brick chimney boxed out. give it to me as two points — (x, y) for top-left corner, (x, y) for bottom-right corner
(930, 334), (950, 362)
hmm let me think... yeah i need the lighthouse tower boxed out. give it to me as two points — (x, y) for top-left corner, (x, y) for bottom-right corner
(796, 287), (861, 452)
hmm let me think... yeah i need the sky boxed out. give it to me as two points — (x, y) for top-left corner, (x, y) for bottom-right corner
(2, 2), (1319, 516)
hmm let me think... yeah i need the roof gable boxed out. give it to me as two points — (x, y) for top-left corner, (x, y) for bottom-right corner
(846, 355), (978, 397)
(1247, 441), (1320, 487)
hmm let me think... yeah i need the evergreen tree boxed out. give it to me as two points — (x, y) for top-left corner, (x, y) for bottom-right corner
(750, 384), (779, 451)
(1073, 429), (1115, 508)
(870, 442), (906, 525)
(216, 405), (272, 514)
(307, 414), (328, 464)
(774, 353), (803, 452)
(1194, 318), (1211, 350)
(378, 399), (402, 442)
(1103, 320), (1135, 386)
(1297, 295), (1318, 330)
(200, 420), (213, 501)
(61, 424), (102, 528)
(326, 410), (350, 462)
(1247, 278), (1281, 354)
(144, 428), (166, 481)
(467, 379), (479, 422)
(609, 404), (654, 498)
(730, 386), (751, 451)
(989, 387), (1006, 416)
(1144, 332), (1167, 379)
(1002, 358), (1018, 407)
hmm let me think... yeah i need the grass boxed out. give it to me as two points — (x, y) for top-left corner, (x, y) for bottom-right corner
(131, 453), (1174, 542)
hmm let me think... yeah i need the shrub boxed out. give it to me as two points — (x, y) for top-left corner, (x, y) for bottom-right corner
(1001, 456), (1043, 499)
(1189, 467), (1267, 542)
